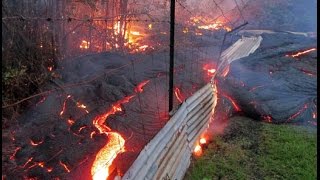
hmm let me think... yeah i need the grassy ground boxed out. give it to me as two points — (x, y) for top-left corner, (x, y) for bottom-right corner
(184, 116), (317, 180)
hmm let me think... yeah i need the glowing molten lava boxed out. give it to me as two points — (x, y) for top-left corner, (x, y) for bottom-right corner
(91, 132), (125, 180)
(134, 80), (150, 93)
(91, 95), (135, 179)
(92, 95), (135, 133)
(286, 48), (316, 58)
(174, 87), (184, 103)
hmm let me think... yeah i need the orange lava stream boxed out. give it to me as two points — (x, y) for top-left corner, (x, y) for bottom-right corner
(91, 132), (125, 180)
(286, 48), (316, 58)
(91, 95), (135, 180)
(92, 95), (135, 134)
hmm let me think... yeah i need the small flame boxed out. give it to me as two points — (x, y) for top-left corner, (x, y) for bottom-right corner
(148, 24), (152, 29)
(48, 66), (53, 72)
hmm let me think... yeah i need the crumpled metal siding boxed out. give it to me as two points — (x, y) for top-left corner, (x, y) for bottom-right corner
(121, 82), (217, 180)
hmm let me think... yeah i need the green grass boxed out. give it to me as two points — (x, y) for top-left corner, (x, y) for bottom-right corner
(184, 116), (317, 180)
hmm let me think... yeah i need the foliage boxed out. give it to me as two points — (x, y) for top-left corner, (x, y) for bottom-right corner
(184, 116), (317, 180)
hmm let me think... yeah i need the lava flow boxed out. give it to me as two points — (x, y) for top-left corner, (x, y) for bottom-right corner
(91, 79), (150, 180)
(221, 93), (241, 112)
(174, 87), (184, 103)
(286, 48), (316, 58)
(286, 104), (308, 122)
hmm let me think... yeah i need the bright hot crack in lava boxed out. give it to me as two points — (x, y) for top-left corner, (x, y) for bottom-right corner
(91, 80), (150, 180)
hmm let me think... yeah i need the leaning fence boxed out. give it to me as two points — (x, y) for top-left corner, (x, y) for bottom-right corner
(122, 82), (217, 180)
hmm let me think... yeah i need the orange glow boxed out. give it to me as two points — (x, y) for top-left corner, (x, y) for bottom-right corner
(134, 80), (150, 93)
(148, 24), (152, 29)
(199, 138), (207, 145)
(174, 87), (183, 103)
(10, 147), (21, 160)
(92, 95), (135, 134)
(183, 27), (189, 33)
(59, 161), (70, 173)
(194, 145), (202, 156)
(30, 139), (44, 146)
(48, 66), (53, 71)
(286, 48), (316, 58)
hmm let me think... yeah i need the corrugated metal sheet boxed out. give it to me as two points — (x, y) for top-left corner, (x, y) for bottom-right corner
(121, 83), (217, 180)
